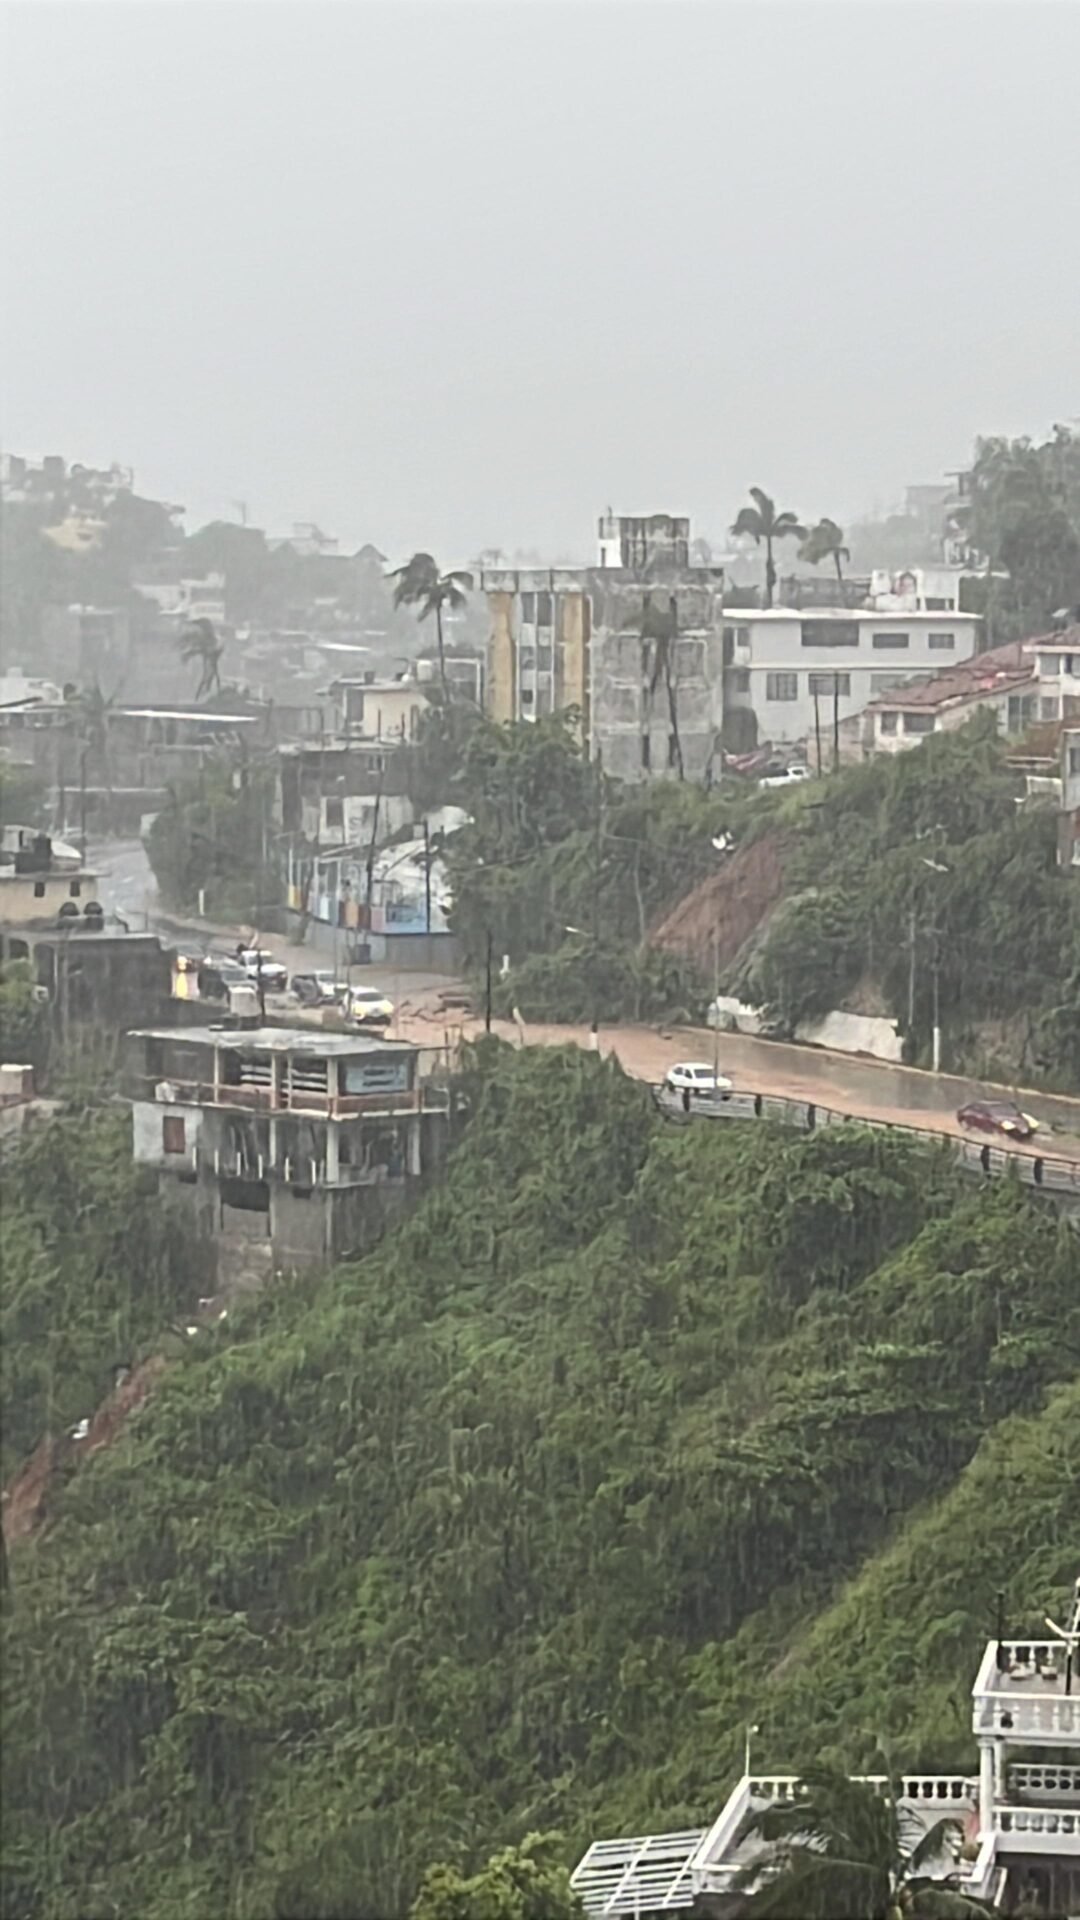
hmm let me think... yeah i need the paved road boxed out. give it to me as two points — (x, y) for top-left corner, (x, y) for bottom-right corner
(89, 838), (1080, 1162)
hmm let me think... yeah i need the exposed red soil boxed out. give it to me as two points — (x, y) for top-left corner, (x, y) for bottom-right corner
(648, 828), (792, 974)
(3, 1355), (166, 1547)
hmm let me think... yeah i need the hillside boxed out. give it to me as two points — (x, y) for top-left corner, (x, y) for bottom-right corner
(2, 1046), (1078, 1920)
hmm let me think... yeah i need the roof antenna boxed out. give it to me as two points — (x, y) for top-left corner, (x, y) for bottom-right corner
(1044, 1574), (1080, 1697)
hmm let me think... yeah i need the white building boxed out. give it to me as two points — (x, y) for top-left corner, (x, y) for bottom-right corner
(850, 641), (1035, 758)
(722, 606), (983, 749)
(1030, 624), (1080, 725)
(572, 1585), (1080, 1917)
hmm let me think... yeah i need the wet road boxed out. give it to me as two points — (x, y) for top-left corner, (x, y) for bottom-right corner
(90, 838), (1080, 1161)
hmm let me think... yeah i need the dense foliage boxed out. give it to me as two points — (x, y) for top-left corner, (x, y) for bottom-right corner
(0, 1111), (208, 1483)
(738, 715), (1080, 1079)
(3, 1046), (1077, 1919)
(145, 757), (282, 921)
(966, 424), (1080, 643)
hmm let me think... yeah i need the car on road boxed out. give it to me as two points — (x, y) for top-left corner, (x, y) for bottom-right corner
(664, 1061), (733, 1097)
(347, 986), (394, 1027)
(236, 948), (289, 992)
(758, 763), (811, 790)
(956, 1099), (1038, 1141)
(198, 954), (250, 1000)
(291, 971), (349, 1008)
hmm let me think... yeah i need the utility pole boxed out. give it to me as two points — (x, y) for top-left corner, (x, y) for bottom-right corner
(590, 745), (603, 1050)
(931, 924), (942, 1073)
(484, 928), (493, 1033)
(712, 929), (721, 1080)
(78, 747), (88, 855)
(832, 675), (840, 772)
(908, 897), (918, 1037)
(423, 819), (432, 934)
(813, 691), (823, 776)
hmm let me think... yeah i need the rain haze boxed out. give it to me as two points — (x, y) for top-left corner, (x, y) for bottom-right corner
(2, 0), (1079, 558)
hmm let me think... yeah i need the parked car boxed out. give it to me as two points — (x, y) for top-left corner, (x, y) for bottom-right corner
(347, 986), (394, 1027)
(236, 948), (288, 992)
(291, 971), (348, 1008)
(956, 1100), (1038, 1141)
(198, 954), (250, 1000)
(664, 1061), (733, 1097)
(759, 763), (811, 790)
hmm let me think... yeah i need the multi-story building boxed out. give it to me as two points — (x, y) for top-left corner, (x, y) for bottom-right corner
(482, 513), (725, 781)
(126, 1024), (449, 1267)
(277, 735), (414, 850)
(572, 1586), (1080, 1917)
(722, 606), (983, 750)
(849, 641), (1035, 759)
(333, 674), (433, 743)
(1029, 622), (1080, 725)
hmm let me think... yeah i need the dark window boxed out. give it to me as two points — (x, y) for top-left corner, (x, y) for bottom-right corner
(928, 632), (956, 649)
(641, 734), (651, 770)
(879, 712), (899, 735)
(536, 591), (553, 627)
(520, 592), (535, 623)
(162, 1115), (186, 1155)
(801, 620), (859, 648)
(324, 798), (344, 829)
(667, 733), (679, 767)
(729, 668), (750, 693)
(925, 597), (951, 611)
(766, 672), (798, 701)
(1068, 745), (1080, 776)
(518, 646), (536, 672)
(536, 644), (553, 670)
(520, 687), (534, 707)
(808, 672), (851, 696)
(872, 632), (910, 649)
(69, 880), (82, 898)
(33, 880), (46, 898)
(903, 712), (935, 734)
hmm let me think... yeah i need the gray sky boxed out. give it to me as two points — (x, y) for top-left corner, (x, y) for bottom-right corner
(2, 0), (1078, 564)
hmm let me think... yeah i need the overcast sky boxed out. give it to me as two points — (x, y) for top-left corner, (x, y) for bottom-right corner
(2, 0), (1078, 563)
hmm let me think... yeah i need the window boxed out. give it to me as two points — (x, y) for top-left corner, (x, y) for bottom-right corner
(641, 734), (651, 770)
(872, 632), (910, 650)
(536, 644), (553, 670)
(808, 672), (851, 696)
(667, 733), (679, 768)
(1037, 655), (1060, 676)
(1007, 694), (1034, 731)
(520, 687), (534, 707)
(879, 712), (899, 735)
(520, 591), (535, 623)
(1068, 745), (1080, 776)
(33, 880), (45, 898)
(928, 632), (956, 650)
(801, 620), (859, 648)
(872, 672), (910, 691)
(324, 797), (344, 830)
(1040, 697), (1061, 721)
(69, 880), (82, 898)
(925, 597), (953, 611)
(766, 672), (798, 701)
(162, 1115), (186, 1155)
(536, 591), (553, 627)
(724, 624), (750, 647)
(728, 667), (751, 693)
(518, 646), (536, 672)
(903, 713), (935, 734)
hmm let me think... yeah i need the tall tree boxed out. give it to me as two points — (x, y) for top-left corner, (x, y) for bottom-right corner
(731, 488), (806, 608)
(178, 618), (225, 701)
(736, 1767), (991, 1920)
(800, 516), (851, 585)
(388, 552), (473, 697)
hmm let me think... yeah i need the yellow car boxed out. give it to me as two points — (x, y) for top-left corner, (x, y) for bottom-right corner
(347, 986), (394, 1027)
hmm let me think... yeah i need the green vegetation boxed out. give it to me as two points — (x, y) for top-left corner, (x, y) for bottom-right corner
(0, 1111), (207, 1483)
(0, 961), (49, 1076)
(145, 756), (281, 922)
(967, 424), (1080, 643)
(731, 488), (806, 608)
(3, 1046), (1077, 1918)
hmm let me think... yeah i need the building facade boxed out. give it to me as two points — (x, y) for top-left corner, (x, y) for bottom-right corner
(850, 641), (1036, 758)
(1061, 724), (1080, 871)
(126, 1025), (449, 1268)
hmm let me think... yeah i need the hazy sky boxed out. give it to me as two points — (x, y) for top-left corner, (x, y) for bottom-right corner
(2, 0), (1078, 564)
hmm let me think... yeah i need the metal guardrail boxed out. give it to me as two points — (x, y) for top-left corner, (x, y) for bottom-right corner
(652, 1087), (1080, 1198)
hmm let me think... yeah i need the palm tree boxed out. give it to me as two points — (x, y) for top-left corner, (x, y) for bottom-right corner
(736, 1768), (992, 1920)
(178, 618), (225, 701)
(731, 488), (806, 608)
(388, 553), (473, 698)
(800, 516), (851, 586)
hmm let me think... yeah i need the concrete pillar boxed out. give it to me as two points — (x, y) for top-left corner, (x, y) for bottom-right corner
(325, 1122), (339, 1184)
(407, 1117), (422, 1177)
(979, 1741), (995, 1831)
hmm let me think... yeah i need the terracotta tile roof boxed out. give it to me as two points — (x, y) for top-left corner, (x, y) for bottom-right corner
(865, 640), (1033, 712)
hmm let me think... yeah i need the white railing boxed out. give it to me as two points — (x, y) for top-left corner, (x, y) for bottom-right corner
(996, 1806), (1080, 1853)
(1007, 1762), (1080, 1800)
(974, 1692), (1079, 1741)
(900, 1775), (977, 1805)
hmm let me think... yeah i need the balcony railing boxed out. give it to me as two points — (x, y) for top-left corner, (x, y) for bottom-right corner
(129, 1073), (448, 1119)
(1007, 1763), (1080, 1801)
(995, 1806), (1080, 1853)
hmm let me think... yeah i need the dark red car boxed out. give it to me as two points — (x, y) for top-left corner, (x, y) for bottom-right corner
(956, 1100), (1038, 1141)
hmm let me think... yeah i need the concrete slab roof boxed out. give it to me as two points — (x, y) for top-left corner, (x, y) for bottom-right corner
(129, 1025), (417, 1057)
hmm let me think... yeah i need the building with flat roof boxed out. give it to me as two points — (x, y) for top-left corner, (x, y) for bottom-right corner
(126, 1024), (451, 1268)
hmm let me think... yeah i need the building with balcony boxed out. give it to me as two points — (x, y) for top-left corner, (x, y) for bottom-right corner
(572, 1588), (1080, 1917)
(126, 1025), (451, 1268)
(1030, 623), (1080, 726)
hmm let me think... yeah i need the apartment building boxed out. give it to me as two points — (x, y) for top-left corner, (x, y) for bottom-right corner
(722, 607), (983, 749)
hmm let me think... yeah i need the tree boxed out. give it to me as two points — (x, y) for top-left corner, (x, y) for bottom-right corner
(178, 618), (225, 701)
(410, 1834), (584, 1920)
(801, 516), (851, 585)
(389, 552), (474, 697)
(736, 1768), (992, 1920)
(731, 488), (806, 608)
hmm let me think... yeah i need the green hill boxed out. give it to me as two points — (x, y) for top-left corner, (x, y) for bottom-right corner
(2, 1046), (1077, 1919)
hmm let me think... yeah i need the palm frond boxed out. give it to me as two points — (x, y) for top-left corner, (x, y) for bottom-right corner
(731, 507), (764, 542)
(749, 486), (776, 522)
